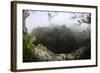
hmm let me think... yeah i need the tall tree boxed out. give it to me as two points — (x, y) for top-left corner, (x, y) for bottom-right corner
(23, 10), (30, 33)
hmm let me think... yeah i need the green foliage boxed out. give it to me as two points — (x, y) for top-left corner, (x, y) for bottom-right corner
(23, 32), (37, 62)
(23, 32), (36, 49)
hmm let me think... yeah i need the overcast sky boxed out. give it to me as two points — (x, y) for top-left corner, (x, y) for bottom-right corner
(25, 10), (90, 34)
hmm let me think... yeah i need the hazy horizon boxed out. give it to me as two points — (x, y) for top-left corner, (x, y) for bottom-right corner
(25, 10), (90, 34)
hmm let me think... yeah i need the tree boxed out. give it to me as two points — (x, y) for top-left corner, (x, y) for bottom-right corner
(23, 10), (30, 33)
(70, 13), (91, 24)
(47, 12), (58, 24)
(23, 10), (38, 62)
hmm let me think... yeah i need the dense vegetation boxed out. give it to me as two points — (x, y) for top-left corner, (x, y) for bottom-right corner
(30, 25), (91, 56)
(23, 24), (91, 62)
(23, 11), (91, 62)
(23, 32), (39, 62)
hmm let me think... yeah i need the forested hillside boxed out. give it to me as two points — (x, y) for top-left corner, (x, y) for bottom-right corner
(23, 10), (91, 62)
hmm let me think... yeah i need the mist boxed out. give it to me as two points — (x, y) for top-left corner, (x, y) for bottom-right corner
(23, 10), (91, 62)
(26, 10), (90, 34)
